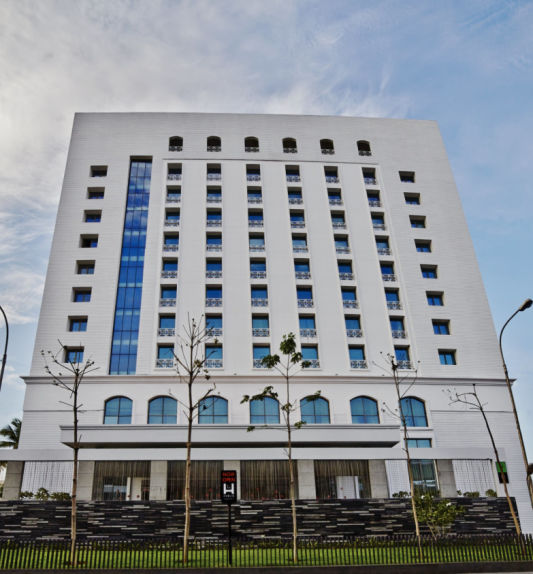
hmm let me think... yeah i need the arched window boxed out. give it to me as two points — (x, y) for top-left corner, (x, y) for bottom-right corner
(357, 140), (372, 156)
(250, 397), (280, 424)
(244, 136), (259, 152)
(207, 136), (221, 151)
(104, 396), (132, 424)
(350, 396), (379, 424)
(320, 138), (334, 154)
(301, 396), (330, 423)
(400, 397), (428, 427)
(198, 396), (228, 423)
(169, 136), (183, 151)
(282, 137), (297, 153)
(148, 396), (177, 424)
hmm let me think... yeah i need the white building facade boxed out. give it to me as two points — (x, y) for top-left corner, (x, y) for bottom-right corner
(4, 112), (531, 531)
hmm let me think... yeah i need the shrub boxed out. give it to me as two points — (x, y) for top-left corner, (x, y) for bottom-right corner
(414, 491), (464, 539)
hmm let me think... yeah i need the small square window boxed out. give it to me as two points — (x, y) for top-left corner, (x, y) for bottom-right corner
(432, 320), (450, 335)
(439, 350), (456, 365)
(405, 193), (420, 205)
(84, 211), (101, 222)
(80, 235), (98, 248)
(427, 292), (443, 306)
(415, 240), (431, 252)
(73, 288), (91, 302)
(496, 461), (509, 484)
(90, 166), (107, 178)
(77, 261), (95, 275)
(410, 216), (426, 229)
(407, 438), (432, 448)
(65, 348), (84, 363)
(421, 265), (437, 279)
(399, 171), (415, 183)
(69, 317), (88, 332)
(87, 188), (104, 199)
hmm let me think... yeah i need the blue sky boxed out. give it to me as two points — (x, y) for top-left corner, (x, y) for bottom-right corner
(0, 0), (532, 454)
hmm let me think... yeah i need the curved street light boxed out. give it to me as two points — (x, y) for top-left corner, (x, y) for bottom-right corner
(0, 304), (8, 391)
(498, 298), (533, 505)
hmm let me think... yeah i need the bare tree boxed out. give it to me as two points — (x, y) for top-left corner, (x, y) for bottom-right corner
(241, 333), (320, 564)
(380, 353), (422, 556)
(448, 385), (521, 536)
(170, 316), (217, 564)
(42, 343), (97, 567)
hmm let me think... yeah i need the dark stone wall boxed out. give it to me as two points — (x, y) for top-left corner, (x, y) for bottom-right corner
(0, 498), (516, 540)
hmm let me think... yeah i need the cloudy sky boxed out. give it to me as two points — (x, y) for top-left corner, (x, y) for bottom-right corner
(0, 0), (532, 454)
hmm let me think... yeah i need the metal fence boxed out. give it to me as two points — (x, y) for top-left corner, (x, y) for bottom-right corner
(0, 534), (532, 570)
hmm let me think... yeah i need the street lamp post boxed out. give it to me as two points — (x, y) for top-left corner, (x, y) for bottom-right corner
(0, 304), (8, 391)
(498, 298), (533, 505)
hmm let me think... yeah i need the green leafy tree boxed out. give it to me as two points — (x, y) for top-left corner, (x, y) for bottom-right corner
(241, 333), (320, 564)
(0, 417), (21, 449)
(414, 491), (464, 539)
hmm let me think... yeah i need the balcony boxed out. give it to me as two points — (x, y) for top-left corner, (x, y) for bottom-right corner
(392, 330), (407, 339)
(248, 197), (262, 204)
(251, 298), (268, 307)
(207, 327), (222, 337)
(350, 360), (367, 369)
(382, 274), (397, 282)
(207, 146), (221, 152)
(329, 198), (343, 206)
(303, 359), (320, 368)
(321, 149), (334, 155)
(207, 173), (221, 181)
(300, 328), (316, 338)
(252, 328), (270, 337)
(364, 177), (377, 186)
(206, 271), (222, 279)
(297, 299), (314, 308)
(205, 358), (223, 368)
(167, 174), (182, 181)
(368, 200), (381, 207)
(158, 328), (175, 337)
(248, 220), (264, 228)
(332, 222), (346, 229)
(387, 301), (402, 310)
(206, 220), (222, 228)
(247, 174), (261, 182)
(253, 359), (268, 368)
(283, 147), (297, 153)
(288, 198), (303, 205)
(359, 150), (372, 156)
(169, 145), (182, 152)
(206, 298), (222, 307)
(336, 247), (350, 254)
(339, 273), (354, 281)
(164, 219), (180, 227)
(325, 176), (339, 183)
(249, 245), (265, 252)
(373, 223), (386, 230)
(161, 270), (177, 279)
(397, 360), (413, 370)
(156, 359), (174, 368)
(286, 175), (301, 182)
(163, 244), (179, 252)
(206, 195), (222, 204)
(245, 146), (259, 152)
(295, 271), (311, 280)
(377, 248), (391, 255)
(250, 271), (266, 279)
(206, 244), (222, 252)
(166, 195), (181, 204)
(160, 298), (176, 307)
(292, 246), (308, 253)
(290, 221), (305, 229)
(343, 300), (359, 309)
(346, 329), (363, 338)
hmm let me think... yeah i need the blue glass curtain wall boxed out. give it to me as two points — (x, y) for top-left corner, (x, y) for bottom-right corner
(109, 159), (152, 374)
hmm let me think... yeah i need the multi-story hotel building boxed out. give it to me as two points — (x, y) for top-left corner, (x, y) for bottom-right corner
(3, 112), (531, 531)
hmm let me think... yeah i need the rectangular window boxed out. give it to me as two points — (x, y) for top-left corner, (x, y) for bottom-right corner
(90, 166), (107, 177)
(206, 315), (222, 330)
(65, 348), (84, 363)
(367, 191), (380, 206)
(415, 240), (431, 252)
(410, 216), (426, 228)
(421, 265), (437, 279)
(88, 188), (104, 199)
(162, 260), (178, 271)
(250, 260), (266, 272)
(80, 235), (98, 248)
(427, 292), (443, 306)
(69, 317), (88, 332)
(439, 350), (456, 365)
(395, 346), (410, 363)
(297, 287), (312, 299)
(299, 315), (316, 329)
(345, 316), (361, 330)
(252, 316), (269, 329)
(158, 345), (174, 359)
(349, 346), (365, 363)
(206, 188), (222, 202)
(496, 461), (509, 484)
(166, 186), (181, 202)
(77, 261), (95, 275)
(161, 287), (177, 299)
(248, 189), (262, 202)
(432, 320), (450, 335)
(405, 193), (420, 205)
(385, 289), (400, 302)
(159, 315), (175, 329)
(206, 260), (222, 271)
(302, 345), (318, 361)
(407, 438), (432, 448)
(84, 211), (102, 222)
(73, 288), (91, 302)
(410, 460), (438, 492)
(399, 171), (415, 183)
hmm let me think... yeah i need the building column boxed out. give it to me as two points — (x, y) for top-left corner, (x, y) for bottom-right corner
(369, 460), (389, 498)
(297, 460), (316, 499)
(223, 460), (241, 499)
(2, 461), (24, 500)
(436, 459), (457, 497)
(149, 461), (168, 500)
(77, 461), (95, 501)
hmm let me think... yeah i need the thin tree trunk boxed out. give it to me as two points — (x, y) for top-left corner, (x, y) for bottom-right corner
(71, 385), (78, 567)
(285, 371), (297, 564)
(183, 379), (193, 564)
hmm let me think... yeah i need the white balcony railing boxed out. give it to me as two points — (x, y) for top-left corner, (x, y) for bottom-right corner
(207, 327), (222, 337)
(392, 330), (407, 339)
(397, 360), (413, 370)
(359, 150), (372, 156)
(291, 221), (305, 228)
(299, 328), (316, 338)
(245, 146), (259, 152)
(248, 220), (264, 228)
(206, 244), (222, 252)
(292, 246), (308, 253)
(288, 198), (303, 204)
(368, 200), (381, 207)
(303, 359), (320, 368)
(169, 145), (182, 152)
(350, 360), (367, 369)
(297, 299), (314, 308)
(346, 329), (363, 338)
(156, 359), (174, 368)
(206, 270), (222, 279)
(321, 149), (335, 155)
(205, 358), (223, 368)
(283, 147), (297, 153)
(382, 274), (397, 282)
(206, 196), (222, 203)
(377, 248), (391, 255)
(373, 223), (386, 230)
(161, 270), (177, 279)
(248, 197), (262, 204)
(332, 222), (346, 229)
(329, 198), (343, 205)
(253, 359), (267, 368)
(206, 220), (222, 227)
(387, 301), (402, 310)
(252, 328), (270, 337)
(158, 328), (175, 337)
(207, 146), (221, 152)
(247, 174), (261, 182)
(160, 298), (176, 307)
(167, 174), (182, 180)
(249, 245), (265, 252)
(339, 273), (354, 281)
(343, 300), (359, 309)
(206, 298), (222, 307)
(336, 247), (350, 254)
(286, 175), (300, 182)
(364, 177), (377, 185)
(166, 196), (181, 203)
(325, 176), (339, 183)
(295, 271), (311, 280)
(207, 173), (221, 180)
(165, 219), (180, 227)
(250, 271), (267, 279)
(163, 244), (179, 252)
(251, 298), (268, 307)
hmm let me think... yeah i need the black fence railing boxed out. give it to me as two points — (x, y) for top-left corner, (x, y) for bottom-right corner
(0, 534), (532, 570)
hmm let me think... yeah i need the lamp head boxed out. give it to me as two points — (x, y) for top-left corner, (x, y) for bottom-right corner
(519, 299), (533, 312)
